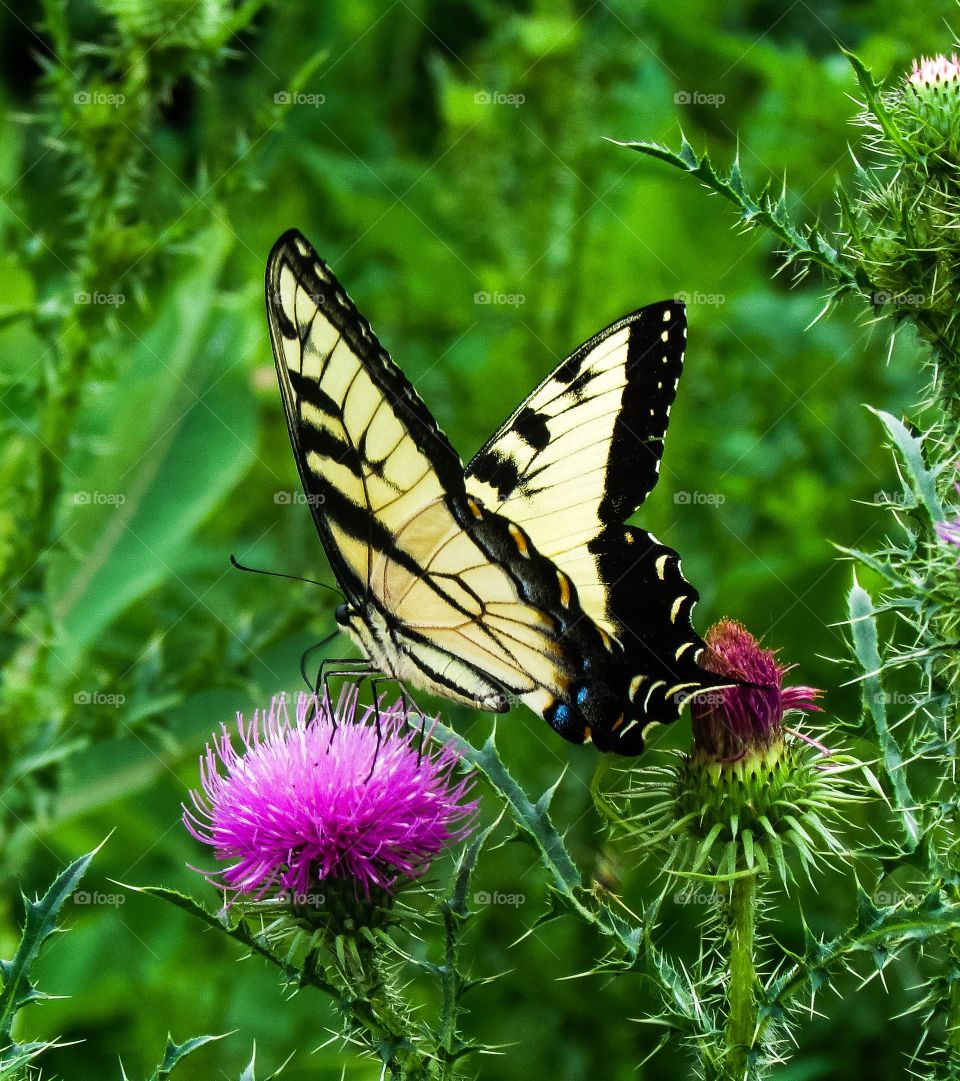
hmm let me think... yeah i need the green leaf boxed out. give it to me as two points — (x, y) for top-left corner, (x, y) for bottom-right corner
(0, 841), (104, 1062)
(121, 885), (316, 990)
(239, 1045), (292, 1081)
(847, 573), (920, 851)
(761, 890), (960, 1038)
(867, 407), (943, 521)
(147, 1033), (228, 1081)
(841, 48), (913, 158)
(46, 224), (258, 677)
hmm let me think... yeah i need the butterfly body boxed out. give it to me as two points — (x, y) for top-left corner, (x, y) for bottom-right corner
(266, 229), (727, 755)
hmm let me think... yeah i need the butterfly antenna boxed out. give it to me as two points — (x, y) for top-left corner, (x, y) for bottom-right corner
(230, 554), (344, 600)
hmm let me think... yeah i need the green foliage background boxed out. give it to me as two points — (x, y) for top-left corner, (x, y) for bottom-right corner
(0, 0), (950, 1077)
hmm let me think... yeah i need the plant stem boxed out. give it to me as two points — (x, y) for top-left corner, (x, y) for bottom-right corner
(724, 873), (759, 1079)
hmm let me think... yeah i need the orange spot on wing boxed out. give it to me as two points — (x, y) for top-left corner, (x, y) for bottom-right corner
(557, 571), (571, 608)
(508, 523), (530, 557)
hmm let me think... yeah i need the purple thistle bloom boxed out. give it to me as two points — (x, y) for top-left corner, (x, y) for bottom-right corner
(936, 474), (960, 564)
(183, 690), (477, 899)
(691, 619), (821, 763)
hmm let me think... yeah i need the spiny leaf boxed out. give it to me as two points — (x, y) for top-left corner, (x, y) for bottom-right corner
(122, 886), (313, 991)
(0, 841), (104, 1056)
(761, 891), (960, 1041)
(867, 407), (943, 521)
(847, 574), (920, 850)
(238, 1043), (293, 1081)
(431, 723), (642, 953)
(841, 47), (914, 158)
(448, 812), (502, 919)
(613, 135), (858, 288)
(148, 1033), (228, 1081)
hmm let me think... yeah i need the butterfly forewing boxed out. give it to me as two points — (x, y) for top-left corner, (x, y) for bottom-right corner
(267, 231), (463, 603)
(465, 301), (686, 636)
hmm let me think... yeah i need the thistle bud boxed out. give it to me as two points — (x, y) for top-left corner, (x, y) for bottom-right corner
(601, 622), (857, 887)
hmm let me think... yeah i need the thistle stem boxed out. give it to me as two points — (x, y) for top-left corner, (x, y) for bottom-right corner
(723, 872), (759, 1079)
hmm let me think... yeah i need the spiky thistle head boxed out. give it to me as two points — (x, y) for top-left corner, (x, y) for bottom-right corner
(842, 50), (960, 319)
(184, 689), (477, 933)
(598, 622), (860, 887)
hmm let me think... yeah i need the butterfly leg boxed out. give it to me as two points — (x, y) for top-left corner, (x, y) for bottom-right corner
(365, 676), (404, 780)
(399, 685), (428, 766)
(312, 656), (374, 729)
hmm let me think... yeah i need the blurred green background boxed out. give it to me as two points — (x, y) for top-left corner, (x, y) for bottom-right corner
(0, 0), (949, 1077)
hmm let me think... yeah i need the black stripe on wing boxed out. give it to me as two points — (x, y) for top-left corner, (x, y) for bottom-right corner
(467, 300), (686, 520)
(602, 301), (685, 519)
(265, 229), (466, 604)
(266, 229), (464, 491)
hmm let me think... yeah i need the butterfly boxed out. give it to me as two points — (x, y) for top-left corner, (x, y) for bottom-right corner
(265, 229), (728, 755)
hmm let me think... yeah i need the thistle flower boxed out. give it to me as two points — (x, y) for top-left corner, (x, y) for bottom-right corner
(691, 619), (821, 765)
(907, 54), (960, 97)
(599, 621), (857, 886)
(936, 470), (960, 563)
(184, 690), (477, 903)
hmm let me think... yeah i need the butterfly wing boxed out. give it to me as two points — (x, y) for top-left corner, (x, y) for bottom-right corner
(266, 231), (588, 718)
(266, 229), (464, 608)
(466, 302), (724, 750)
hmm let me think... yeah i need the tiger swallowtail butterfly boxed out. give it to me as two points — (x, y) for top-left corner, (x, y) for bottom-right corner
(265, 229), (728, 754)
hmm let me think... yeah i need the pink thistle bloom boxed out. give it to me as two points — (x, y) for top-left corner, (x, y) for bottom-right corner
(907, 54), (960, 92)
(937, 470), (960, 564)
(183, 690), (477, 898)
(690, 619), (821, 763)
